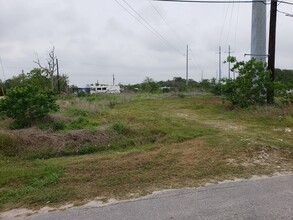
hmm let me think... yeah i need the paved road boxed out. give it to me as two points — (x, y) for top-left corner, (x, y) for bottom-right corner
(17, 174), (293, 219)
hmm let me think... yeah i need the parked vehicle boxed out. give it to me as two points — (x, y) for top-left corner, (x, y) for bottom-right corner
(89, 84), (121, 94)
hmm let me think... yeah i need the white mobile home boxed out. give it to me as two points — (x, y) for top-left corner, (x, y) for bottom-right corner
(90, 85), (121, 94)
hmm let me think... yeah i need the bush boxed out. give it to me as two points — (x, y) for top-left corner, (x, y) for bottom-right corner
(52, 121), (66, 131)
(77, 92), (87, 97)
(112, 121), (127, 133)
(221, 58), (273, 108)
(0, 86), (59, 128)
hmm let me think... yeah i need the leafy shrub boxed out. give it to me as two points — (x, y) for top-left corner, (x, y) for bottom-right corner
(0, 86), (59, 128)
(221, 58), (273, 108)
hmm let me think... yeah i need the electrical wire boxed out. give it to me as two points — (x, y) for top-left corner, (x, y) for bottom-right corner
(218, 1), (230, 45)
(114, 0), (185, 56)
(147, 0), (187, 46)
(278, 10), (293, 17)
(153, 0), (270, 4)
(233, 1), (240, 52)
(278, 1), (293, 6)
(121, 0), (184, 55)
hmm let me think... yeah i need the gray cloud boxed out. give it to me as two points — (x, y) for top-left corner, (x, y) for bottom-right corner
(0, 0), (292, 86)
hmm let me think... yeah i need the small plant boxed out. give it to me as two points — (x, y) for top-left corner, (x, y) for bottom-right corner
(68, 117), (89, 129)
(52, 121), (66, 131)
(77, 92), (87, 97)
(0, 132), (20, 156)
(112, 121), (127, 133)
(178, 93), (185, 99)
(108, 101), (116, 109)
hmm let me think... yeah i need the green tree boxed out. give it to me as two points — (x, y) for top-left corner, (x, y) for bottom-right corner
(140, 77), (160, 93)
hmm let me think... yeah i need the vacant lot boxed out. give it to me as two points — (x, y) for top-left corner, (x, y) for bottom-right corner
(0, 93), (292, 211)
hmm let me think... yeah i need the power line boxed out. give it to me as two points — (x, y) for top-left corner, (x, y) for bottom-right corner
(114, 0), (185, 56)
(218, 1), (230, 45)
(278, 1), (293, 6)
(147, 0), (187, 46)
(153, 0), (270, 4)
(278, 10), (293, 17)
(121, 0), (184, 55)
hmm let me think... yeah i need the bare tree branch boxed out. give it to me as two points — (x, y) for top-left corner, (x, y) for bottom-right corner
(33, 47), (57, 90)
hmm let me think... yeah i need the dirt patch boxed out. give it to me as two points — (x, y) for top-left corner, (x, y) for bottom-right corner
(175, 138), (205, 167)
(176, 111), (246, 132)
(0, 127), (112, 157)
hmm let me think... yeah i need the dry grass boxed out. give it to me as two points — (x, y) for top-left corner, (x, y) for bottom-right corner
(0, 94), (292, 211)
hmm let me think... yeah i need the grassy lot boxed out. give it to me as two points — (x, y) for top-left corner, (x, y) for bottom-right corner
(0, 93), (292, 211)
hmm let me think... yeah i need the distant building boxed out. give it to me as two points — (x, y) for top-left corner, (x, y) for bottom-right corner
(89, 84), (121, 94)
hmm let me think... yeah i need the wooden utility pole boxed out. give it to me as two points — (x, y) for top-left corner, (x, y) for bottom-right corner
(56, 58), (61, 95)
(267, 0), (277, 104)
(225, 45), (234, 79)
(218, 46), (222, 81)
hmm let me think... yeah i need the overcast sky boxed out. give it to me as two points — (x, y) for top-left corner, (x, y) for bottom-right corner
(0, 0), (292, 87)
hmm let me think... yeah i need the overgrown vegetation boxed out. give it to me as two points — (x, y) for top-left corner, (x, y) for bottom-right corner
(0, 85), (59, 128)
(221, 58), (273, 107)
(0, 56), (293, 212)
(208, 58), (293, 108)
(0, 94), (292, 212)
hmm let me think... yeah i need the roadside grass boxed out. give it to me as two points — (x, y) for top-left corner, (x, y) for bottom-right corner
(0, 93), (292, 211)
(0, 158), (71, 210)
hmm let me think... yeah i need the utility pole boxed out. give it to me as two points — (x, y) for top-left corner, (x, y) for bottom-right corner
(186, 44), (189, 86)
(113, 74), (115, 86)
(251, 0), (266, 61)
(225, 45), (234, 79)
(228, 45), (231, 79)
(267, 0), (278, 104)
(218, 46), (222, 81)
(56, 58), (61, 95)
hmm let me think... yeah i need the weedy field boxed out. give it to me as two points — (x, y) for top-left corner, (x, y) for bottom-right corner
(0, 93), (292, 211)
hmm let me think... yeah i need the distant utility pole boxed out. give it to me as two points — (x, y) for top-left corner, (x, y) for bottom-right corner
(267, 0), (278, 103)
(228, 45), (231, 79)
(56, 59), (61, 95)
(251, 0), (267, 61)
(186, 44), (189, 86)
(218, 46), (222, 81)
(225, 45), (234, 79)
(113, 74), (115, 86)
